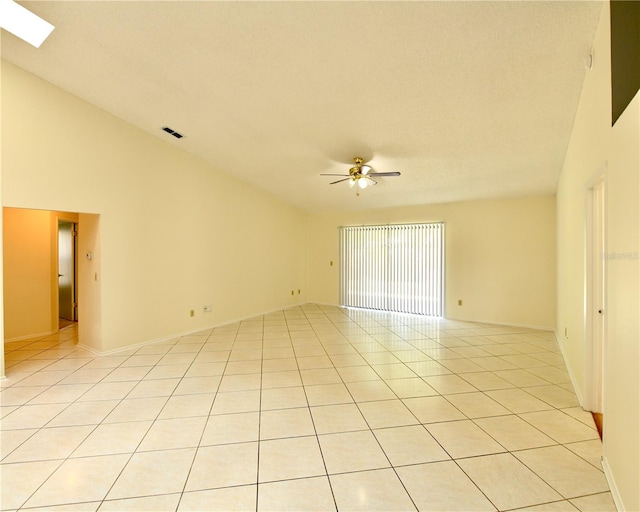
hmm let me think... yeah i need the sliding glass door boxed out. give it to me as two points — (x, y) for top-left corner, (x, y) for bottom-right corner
(340, 223), (444, 316)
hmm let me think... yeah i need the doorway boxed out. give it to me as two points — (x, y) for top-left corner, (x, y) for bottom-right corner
(585, 175), (606, 437)
(58, 220), (77, 328)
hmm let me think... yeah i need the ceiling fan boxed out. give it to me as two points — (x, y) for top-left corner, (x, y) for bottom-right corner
(321, 157), (401, 195)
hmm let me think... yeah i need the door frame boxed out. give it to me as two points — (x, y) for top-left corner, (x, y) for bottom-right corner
(584, 167), (607, 414)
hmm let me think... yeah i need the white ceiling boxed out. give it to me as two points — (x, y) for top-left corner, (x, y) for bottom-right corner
(2, 1), (603, 213)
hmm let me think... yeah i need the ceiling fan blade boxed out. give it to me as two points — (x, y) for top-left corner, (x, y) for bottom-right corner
(330, 178), (352, 185)
(368, 172), (401, 177)
(320, 173), (350, 176)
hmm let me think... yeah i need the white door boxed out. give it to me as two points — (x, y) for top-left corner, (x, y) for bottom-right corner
(586, 178), (605, 415)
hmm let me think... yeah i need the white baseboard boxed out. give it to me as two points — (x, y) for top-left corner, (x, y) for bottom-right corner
(554, 329), (584, 407)
(309, 303), (554, 331)
(5, 330), (57, 343)
(602, 456), (625, 511)
(82, 301), (308, 356)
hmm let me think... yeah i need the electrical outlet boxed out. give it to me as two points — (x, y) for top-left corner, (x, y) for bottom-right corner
(189, 309), (195, 317)
(458, 299), (463, 306)
(204, 305), (212, 313)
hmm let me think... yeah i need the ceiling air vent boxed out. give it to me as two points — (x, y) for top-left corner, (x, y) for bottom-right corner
(162, 126), (184, 139)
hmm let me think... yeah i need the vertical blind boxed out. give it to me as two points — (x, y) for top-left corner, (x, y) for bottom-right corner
(340, 223), (444, 316)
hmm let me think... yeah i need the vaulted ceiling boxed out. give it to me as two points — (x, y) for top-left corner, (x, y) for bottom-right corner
(2, 1), (603, 213)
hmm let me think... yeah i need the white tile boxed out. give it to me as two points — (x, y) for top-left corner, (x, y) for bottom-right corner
(330, 468), (416, 511)
(137, 416), (207, 451)
(77, 381), (137, 401)
(261, 386), (308, 410)
(127, 378), (180, 398)
(444, 392), (511, 419)
(423, 374), (477, 394)
(179, 486), (256, 512)
(3, 425), (93, 463)
(260, 407), (315, 439)
(258, 476), (335, 512)
(460, 371), (514, 391)
(457, 453), (563, 510)
(99, 493), (181, 511)
(218, 373), (262, 392)
(201, 411), (260, 445)
(474, 415), (556, 451)
(0, 385), (49, 405)
(569, 492), (617, 512)
(26, 502), (102, 512)
(300, 367), (342, 385)
(310, 403), (369, 434)
(107, 448), (196, 499)
(358, 399), (420, 429)
(564, 439), (604, 470)
(427, 420), (506, 459)
(524, 385), (580, 409)
(374, 424), (450, 466)
(258, 436), (325, 482)
(1, 428), (37, 459)
(346, 380), (396, 402)
(305, 383), (353, 406)
(261, 370), (302, 389)
(25, 454), (130, 508)
(156, 393), (215, 419)
(104, 396), (168, 423)
(485, 388), (554, 414)
(101, 366), (152, 382)
(512, 501), (579, 511)
(186, 442), (258, 490)
(318, 430), (390, 474)
(0, 460), (61, 510)
(397, 461), (496, 511)
(403, 396), (466, 423)
(72, 420), (152, 457)
(48, 400), (121, 427)
(513, 446), (610, 498)
(520, 410), (599, 444)
(211, 389), (260, 414)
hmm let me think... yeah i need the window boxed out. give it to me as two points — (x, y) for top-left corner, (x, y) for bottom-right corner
(339, 223), (444, 316)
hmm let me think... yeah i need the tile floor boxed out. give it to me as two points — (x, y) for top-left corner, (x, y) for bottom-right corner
(1, 304), (617, 511)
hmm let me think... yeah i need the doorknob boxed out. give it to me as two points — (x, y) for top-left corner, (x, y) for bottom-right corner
(598, 309), (603, 314)
(58, 274), (63, 277)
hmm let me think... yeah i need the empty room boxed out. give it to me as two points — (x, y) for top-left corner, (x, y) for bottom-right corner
(1, 1), (638, 511)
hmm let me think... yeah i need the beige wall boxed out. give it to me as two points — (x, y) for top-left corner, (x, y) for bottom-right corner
(0, 46), (3, 376)
(556, 3), (612, 401)
(307, 196), (556, 330)
(3, 208), (55, 340)
(606, 91), (640, 512)
(557, 3), (639, 509)
(1, 61), (307, 353)
(76, 213), (102, 353)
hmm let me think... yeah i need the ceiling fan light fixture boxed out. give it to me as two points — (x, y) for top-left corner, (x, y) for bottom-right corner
(320, 156), (400, 195)
(0, 0), (55, 48)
